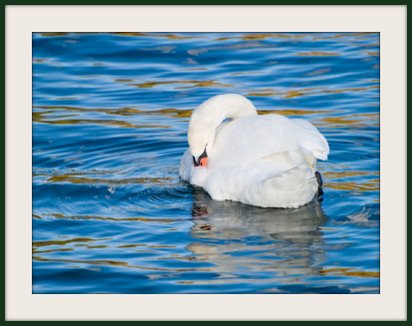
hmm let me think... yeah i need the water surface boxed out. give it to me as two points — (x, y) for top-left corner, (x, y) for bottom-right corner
(33, 32), (380, 293)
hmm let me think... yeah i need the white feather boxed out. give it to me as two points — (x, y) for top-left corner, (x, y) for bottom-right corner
(180, 94), (329, 208)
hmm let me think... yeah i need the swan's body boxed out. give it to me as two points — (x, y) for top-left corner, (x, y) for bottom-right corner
(179, 94), (329, 208)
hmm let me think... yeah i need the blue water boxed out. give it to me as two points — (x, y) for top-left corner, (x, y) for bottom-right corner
(32, 32), (380, 294)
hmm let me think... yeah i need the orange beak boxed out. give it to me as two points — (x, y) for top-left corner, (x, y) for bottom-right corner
(200, 157), (208, 167)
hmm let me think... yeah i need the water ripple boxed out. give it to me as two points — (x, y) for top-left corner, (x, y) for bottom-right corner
(33, 32), (380, 294)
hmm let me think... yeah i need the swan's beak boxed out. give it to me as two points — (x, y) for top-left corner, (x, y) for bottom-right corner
(199, 157), (208, 167)
(193, 150), (208, 168)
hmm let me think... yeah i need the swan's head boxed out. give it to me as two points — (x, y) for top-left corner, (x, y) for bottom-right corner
(187, 94), (257, 168)
(188, 120), (213, 167)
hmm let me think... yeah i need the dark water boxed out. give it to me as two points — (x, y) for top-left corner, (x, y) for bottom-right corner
(32, 32), (380, 294)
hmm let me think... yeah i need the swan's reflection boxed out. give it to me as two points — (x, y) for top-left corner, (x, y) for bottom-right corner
(188, 187), (328, 284)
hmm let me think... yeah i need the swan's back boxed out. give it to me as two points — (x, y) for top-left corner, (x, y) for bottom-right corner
(210, 114), (329, 168)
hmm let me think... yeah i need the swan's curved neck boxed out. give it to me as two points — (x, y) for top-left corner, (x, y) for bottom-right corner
(188, 94), (257, 158)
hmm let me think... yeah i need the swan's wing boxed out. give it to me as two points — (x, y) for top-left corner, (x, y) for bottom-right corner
(210, 114), (329, 168)
(201, 114), (328, 207)
(290, 118), (329, 161)
(211, 114), (294, 166)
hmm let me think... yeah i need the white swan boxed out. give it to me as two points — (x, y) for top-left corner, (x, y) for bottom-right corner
(179, 94), (329, 208)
